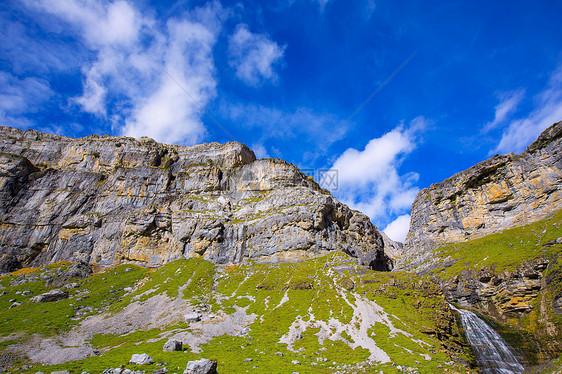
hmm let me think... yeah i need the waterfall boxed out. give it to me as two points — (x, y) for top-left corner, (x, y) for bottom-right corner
(450, 304), (524, 374)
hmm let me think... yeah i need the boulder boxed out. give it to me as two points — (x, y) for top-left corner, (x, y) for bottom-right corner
(129, 353), (154, 365)
(30, 289), (68, 303)
(184, 312), (202, 322)
(163, 339), (182, 351)
(183, 359), (217, 374)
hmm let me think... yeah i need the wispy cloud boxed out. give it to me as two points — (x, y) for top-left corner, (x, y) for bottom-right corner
(0, 72), (52, 129)
(482, 89), (525, 133)
(228, 24), (285, 86)
(22, 0), (225, 145)
(494, 66), (562, 154)
(223, 102), (349, 159)
(329, 117), (426, 240)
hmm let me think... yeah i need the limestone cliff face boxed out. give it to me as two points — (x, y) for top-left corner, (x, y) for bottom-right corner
(403, 121), (562, 268)
(0, 126), (391, 272)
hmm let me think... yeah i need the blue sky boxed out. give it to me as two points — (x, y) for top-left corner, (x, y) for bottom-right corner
(2, 0), (562, 242)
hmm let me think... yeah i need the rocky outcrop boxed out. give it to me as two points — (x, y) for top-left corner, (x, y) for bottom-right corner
(0, 126), (392, 272)
(443, 256), (562, 361)
(403, 121), (562, 268)
(442, 258), (549, 315)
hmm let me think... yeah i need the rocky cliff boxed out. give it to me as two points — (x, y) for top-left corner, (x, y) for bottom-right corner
(403, 121), (562, 269)
(0, 126), (392, 273)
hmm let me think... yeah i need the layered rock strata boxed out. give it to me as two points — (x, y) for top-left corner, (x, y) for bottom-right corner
(0, 126), (391, 272)
(403, 121), (562, 267)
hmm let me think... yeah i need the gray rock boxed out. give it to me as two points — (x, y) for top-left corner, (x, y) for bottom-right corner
(163, 339), (182, 351)
(291, 360), (301, 365)
(183, 358), (217, 374)
(243, 358), (252, 362)
(51, 371), (71, 374)
(129, 353), (154, 365)
(64, 282), (80, 289)
(0, 126), (391, 272)
(30, 289), (68, 303)
(184, 312), (202, 323)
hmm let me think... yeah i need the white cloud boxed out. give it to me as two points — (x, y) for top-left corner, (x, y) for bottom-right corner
(383, 214), (410, 243)
(494, 67), (562, 154)
(330, 117), (425, 225)
(122, 17), (219, 144)
(0, 72), (52, 128)
(228, 24), (285, 86)
(23, 0), (225, 145)
(25, 0), (144, 48)
(483, 89), (525, 133)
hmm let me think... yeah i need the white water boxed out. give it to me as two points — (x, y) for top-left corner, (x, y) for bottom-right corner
(450, 305), (524, 374)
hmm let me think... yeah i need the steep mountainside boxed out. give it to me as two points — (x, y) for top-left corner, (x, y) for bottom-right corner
(403, 121), (562, 270)
(0, 126), (392, 273)
(399, 122), (562, 370)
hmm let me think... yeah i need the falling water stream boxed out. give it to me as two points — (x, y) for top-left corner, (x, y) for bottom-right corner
(450, 304), (524, 374)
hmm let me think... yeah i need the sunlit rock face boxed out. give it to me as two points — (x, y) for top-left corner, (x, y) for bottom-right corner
(0, 126), (393, 272)
(403, 121), (562, 269)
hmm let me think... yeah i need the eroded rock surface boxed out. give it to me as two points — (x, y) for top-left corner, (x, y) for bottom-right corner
(0, 126), (392, 272)
(403, 121), (562, 268)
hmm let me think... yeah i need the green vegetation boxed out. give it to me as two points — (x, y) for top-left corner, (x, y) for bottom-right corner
(0, 263), (148, 337)
(432, 209), (562, 278)
(0, 253), (472, 374)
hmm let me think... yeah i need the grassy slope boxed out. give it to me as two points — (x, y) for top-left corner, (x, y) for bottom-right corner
(0, 253), (472, 374)
(432, 209), (562, 278)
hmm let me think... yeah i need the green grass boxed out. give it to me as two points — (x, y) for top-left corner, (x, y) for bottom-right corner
(432, 209), (562, 278)
(0, 263), (149, 337)
(0, 254), (474, 374)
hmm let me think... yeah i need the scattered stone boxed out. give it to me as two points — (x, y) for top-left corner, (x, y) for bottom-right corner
(183, 312), (202, 323)
(275, 352), (283, 356)
(30, 289), (68, 303)
(9, 302), (21, 309)
(243, 358), (253, 362)
(163, 339), (182, 352)
(129, 353), (154, 365)
(124, 287), (133, 292)
(153, 368), (168, 374)
(22, 290), (33, 296)
(183, 358), (217, 374)
(64, 282), (80, 289)
(125, 267), (132, 272)
(51, 371), (71, 374)
(291, 360), (301, 365)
